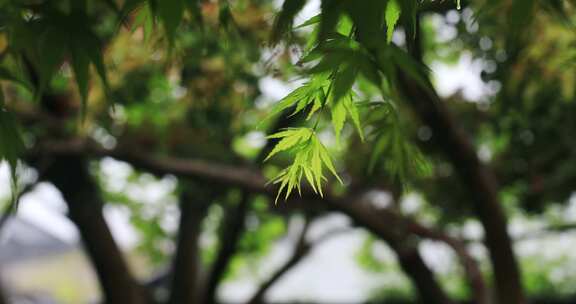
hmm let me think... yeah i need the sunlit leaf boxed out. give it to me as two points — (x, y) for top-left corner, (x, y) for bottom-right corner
(267, 130), (341, 201)
(330, 95), (347, 145)
(343, 94), (363, 141)
(265, 128), (312, 161)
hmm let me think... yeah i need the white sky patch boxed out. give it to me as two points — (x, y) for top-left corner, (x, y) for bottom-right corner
(431, 52), (490, 102)
(294, 0), (320, 25)
(0, 163), (11, 199)
(103, 205), (139, 249)
(17, 183), (78, 243)
(220, 228), (380, 303)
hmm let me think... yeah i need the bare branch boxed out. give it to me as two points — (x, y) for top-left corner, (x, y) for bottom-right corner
(202, 113), (302, 303)
(246, 218), (350, 304)
(403, 217), (489, 304)
(203, 193), (251, 304)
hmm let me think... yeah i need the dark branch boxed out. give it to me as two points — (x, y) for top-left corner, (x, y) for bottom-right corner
(203, 193), (250, 304)
(392, 14), (524, 303)
(403, 217), (488, 304)
(168, 188), (210, 304)
(43, 155), (149, 304)
(247, 218), (312, 304)
(202, 112), (301, 303)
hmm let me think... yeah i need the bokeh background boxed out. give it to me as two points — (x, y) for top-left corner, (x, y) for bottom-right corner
(1, 0), (576, 303)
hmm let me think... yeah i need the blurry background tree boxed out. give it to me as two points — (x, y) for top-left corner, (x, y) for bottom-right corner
(0, 0), (575, 303)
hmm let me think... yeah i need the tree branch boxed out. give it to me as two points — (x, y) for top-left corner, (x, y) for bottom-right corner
(202, 113), (301, 303)
(29, 138), (453, 303)
(168, 188), (210, 304)
(246, 219), (353, 304)
(30, 138), (268, 194)
(515, 223), (576, 241)
(403, 217), (488, 304)
(247, 218), (312, 304)
(396, 71), (523, 304)
(203, 193), (250, 304)
(391, 16), (524, 303)
(42, 155), (149, 304)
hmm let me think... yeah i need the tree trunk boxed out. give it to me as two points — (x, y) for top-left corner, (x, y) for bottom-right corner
(168, 189), (209, 304)
(0, 280), (8, 304)
(389, 240), (453, 304)
(46, 155), (148, 304)
(397, 72), (524, 304)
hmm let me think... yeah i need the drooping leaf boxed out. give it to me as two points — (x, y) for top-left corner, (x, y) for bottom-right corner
(185, 0), (203, 25)
(0, 102), (24, 203)
(272, 0), (307, 43)
(118, 0), (147, 24)
(509, 0), (536, 37)
(314, 136), (342, 184)
(292, 96), (311, 116)
(330, 95), (347, 145)
(132, 4), (154, 42)
(306, 91), (324, 120)
(34, 26), (67, 95)
(0, 66), (32, 91)
(265, 85), (313, 120)
(330, 62), (358, 103)
(387, 45), (433, 93)
(343, 0), (385, 45)
(296, 14), (321, 29)
(264, 128), (312, 161)
(356, 53), (382, 87)
(82, 31), (112, 100)
(343, 94), (363, 141)
(307, 47), (356, 74)
(310, 143), (324, 196)
(398, 0), (417, 41)
(157, 0), (184, 45)
(70, 41), (91, 119)
(68, 17), (112, 106)
(319, 0), (344, 41)
(267, 130), (341, 201)
(385, 0), (401, 43)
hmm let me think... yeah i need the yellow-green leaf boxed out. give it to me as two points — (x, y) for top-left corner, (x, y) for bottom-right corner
(385, 0), (401, 43)
(343, 94), (364, 141)
(331, 97), (347, 145)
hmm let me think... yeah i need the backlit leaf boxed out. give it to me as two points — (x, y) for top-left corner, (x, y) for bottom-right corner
(343, 94), (363, 141)
(385, 0), (401, 43)
(330, 95), (347, 145)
